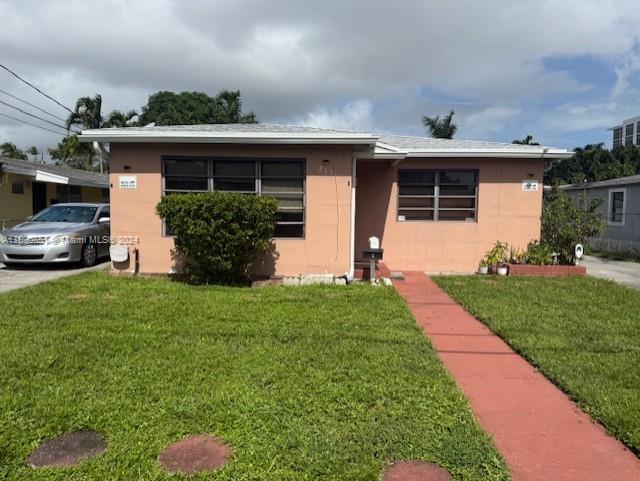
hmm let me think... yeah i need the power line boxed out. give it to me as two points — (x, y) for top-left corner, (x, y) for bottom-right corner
(0, 111), (67, 136)
(0, 63), (73, 113)
(0, 88), (67, 122)
(0, 98), (79, 133)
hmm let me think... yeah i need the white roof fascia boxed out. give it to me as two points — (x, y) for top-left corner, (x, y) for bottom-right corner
(79, 130), (378, 145)
(35, 170), (69, 184)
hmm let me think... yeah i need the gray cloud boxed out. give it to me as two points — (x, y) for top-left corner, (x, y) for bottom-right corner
(1, 0), (640, 154)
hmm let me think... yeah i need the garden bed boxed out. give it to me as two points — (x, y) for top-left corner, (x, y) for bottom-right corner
(507, 263), (586, 276)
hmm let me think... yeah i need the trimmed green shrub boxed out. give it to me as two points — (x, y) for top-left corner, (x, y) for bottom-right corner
(526, 240), (553, 265)
(542, 187), (604, 264)
(156, 192), (278, 284)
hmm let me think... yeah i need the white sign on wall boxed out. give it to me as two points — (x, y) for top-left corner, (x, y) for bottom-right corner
(118, 175), (137, 189)
(522, 180), (539, 192)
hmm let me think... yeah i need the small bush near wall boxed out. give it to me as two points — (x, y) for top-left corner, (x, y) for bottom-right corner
(542, 187), (605, 264)
(156, 192), (278, 284)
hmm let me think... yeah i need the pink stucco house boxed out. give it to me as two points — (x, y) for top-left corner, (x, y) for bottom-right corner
(79, 124), (571, 278)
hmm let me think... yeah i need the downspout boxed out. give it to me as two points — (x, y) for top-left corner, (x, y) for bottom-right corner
(345, 155), (357, 282)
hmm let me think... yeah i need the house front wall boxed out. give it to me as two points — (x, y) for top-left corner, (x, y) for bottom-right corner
(108, 143), (353, 276)
(0, 173), (34, 227)
(355, 157), (544, 272)
(565, 184), (640, 243)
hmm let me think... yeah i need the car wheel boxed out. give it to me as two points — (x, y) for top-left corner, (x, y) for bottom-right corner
(80, 242), (97, 267)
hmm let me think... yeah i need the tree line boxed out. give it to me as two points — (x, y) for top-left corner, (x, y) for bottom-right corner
(1, 90), (257, 172)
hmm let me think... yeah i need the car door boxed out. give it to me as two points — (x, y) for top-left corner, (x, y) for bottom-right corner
(96, 206), (110, 257)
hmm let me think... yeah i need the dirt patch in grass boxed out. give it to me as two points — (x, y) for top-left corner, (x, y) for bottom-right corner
(27, 431), (106, 468)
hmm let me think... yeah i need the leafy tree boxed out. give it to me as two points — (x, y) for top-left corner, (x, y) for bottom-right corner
(66, 94), (137, 130)
(545, 143), (640, 185)
(512, 134), (540, 145)
(542, 187), (605, 264)
(156, 192), (277, 284)
(26, 146), (40, 162)
(0, 142), (27, 160)
(422, 109), (457, 139)
(49, 135), (98, 171)
(138, 90), (257, 126)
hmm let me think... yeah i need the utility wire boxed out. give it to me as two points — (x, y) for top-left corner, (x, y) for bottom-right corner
(0, 88), (67, 122)
(0, 63), (73, 113)
(0, 98), (80, 133)
(0, 111), (67, 136)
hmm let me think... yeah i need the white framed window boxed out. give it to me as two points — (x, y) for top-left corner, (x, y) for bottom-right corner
(613, 127), (623, 148)
(608, 188), (626, 226)
(397, 170), (478, 222)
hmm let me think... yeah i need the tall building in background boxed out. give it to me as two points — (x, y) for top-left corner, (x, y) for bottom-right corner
(612, 116), (640, 147)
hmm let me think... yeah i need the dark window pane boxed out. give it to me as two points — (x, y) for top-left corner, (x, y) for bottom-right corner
(165, 177), (208, 191)
(398, 196), (434, 208)
(611, 192), (624, 222)
(276, 211), (304, 222)
(214, 178), (256, 192)
(164, 159), (208, 177)
(398, 185), (435, 196)
(398, 209), (434, 221)
(438, 209), (476, 221)
(269, 194), (303, 209)
(439, 197), (476, 208)
(398, 171), (435, 184)
(262, 178), (303, 193)
(275, 223), (304, 237)
(262, 161), (304, 178)
(11, 182), (23, 194)
(439, 185), (476, 196)
(439, 171), (476, 185)
(214, 161), (255, 177)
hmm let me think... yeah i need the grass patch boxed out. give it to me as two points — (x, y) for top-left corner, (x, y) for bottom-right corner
(435, 275), (640, 455)
(0, 273), (509, 480)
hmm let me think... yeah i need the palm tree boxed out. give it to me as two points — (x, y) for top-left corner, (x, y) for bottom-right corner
(422, 110), (457, 139)
(0, 142), (27, 160)
(26, 146), (41, 162)
(217, 90), (257, 123)
(67, 94), (137, 130)
(512, 135), (540, 145)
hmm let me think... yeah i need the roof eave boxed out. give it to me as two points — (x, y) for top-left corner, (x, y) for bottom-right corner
(79, 131), (378, 145)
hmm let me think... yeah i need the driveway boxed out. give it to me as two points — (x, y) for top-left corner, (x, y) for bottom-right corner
(582, 255), (640, 289)
(0, 261), (109, 294)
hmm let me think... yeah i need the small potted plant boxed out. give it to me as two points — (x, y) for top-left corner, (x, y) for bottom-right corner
(478, 259), (489, 275)
(496, 262), (508, 276)
(484, 241), (509, 274)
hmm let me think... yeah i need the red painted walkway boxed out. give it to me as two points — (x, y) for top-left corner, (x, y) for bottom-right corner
(393, 272), (640, 481)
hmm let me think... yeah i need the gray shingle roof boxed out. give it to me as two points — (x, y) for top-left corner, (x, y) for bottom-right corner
(562, 174), (640, 190)
(79, 122), (570, 158)
(0, 156), (108, 188)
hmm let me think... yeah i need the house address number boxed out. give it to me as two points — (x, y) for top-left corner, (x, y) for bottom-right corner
(522, 180), (539, 192)
(118, 175), (137, 189)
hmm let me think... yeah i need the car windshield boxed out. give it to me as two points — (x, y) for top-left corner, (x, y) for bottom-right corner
(31, 205), (98, 223)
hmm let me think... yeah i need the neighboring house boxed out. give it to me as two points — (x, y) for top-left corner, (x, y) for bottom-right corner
(0, 157), (109, 229)
(611, 115), (640, 148)
(563, 174), (640, 255)
(78, 124), (571, 276)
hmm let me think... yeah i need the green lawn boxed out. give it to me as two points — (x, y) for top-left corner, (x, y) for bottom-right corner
(435, 275), (640, 455)
(0, 273), (509, 481)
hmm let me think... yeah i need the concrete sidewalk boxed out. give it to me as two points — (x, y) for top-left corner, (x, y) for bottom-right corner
(394, 272), (640, 481)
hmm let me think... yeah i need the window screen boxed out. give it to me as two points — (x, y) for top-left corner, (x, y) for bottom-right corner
(162, 158), (305, 238)
(610, 191), (625, 223)
(398, 170), (478, 222)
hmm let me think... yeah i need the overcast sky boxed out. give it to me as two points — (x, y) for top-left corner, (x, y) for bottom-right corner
(2, 0), (640, 157)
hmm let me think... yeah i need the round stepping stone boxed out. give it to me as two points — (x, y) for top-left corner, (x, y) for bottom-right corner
(383, 460), (452, 481)
(27, 431), (107, 468)
(158, 434), (231, 474)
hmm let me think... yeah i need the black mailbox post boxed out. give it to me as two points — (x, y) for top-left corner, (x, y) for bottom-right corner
(362, 248), (383, 282)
